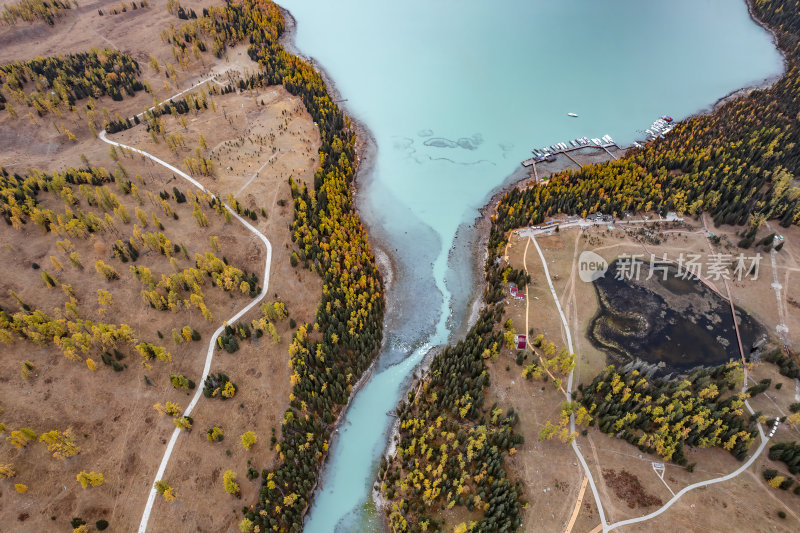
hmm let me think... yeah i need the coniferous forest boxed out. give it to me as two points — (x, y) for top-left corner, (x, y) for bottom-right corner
(0, 49), (145, 115)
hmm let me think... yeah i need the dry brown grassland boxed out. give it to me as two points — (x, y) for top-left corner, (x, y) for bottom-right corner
(0, 1), (323, 530)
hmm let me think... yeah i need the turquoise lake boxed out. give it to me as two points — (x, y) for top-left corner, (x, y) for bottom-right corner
(275, 1), (784, 531)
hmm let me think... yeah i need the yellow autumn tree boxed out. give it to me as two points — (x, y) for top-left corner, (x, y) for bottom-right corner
(768, 476), (785, 489)
(223, 470), (240, 496)
(207, 426), (223, 442)
(174, 416), (192, 431)
(94, 260), (119, 281)
(6, 428), (37, 449)
(76, 471), (104, 488)
(221, 380), (236, 398)
(39, 428), (80, 460)
(20, 360), (35, 379)
(156, 480), (177, 502)
(240, 431), (257, 450)
(0, 464), (15, 478)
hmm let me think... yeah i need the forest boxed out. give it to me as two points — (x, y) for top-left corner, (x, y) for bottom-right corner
(0, 49), (145, 116)
(379, 307), (524, 533)
(573, 363), (761, 464)
(1, 0), (72, 25)
(769, 441), (800, 475)
(0, 164), (256, 364)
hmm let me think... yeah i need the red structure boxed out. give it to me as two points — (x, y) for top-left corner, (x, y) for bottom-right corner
(515, 334), (527, 350)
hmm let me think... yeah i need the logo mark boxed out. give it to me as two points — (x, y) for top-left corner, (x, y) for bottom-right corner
(578, 251), (608, 282)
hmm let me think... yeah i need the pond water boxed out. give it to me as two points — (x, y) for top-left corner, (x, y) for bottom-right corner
(273, 1), (783, 531)
(589, 260), (766, 375)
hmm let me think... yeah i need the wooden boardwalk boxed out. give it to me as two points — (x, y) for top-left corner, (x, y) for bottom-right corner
(522, 142), (620, 181)
(563, 151), (582, 168)
(522, 141), (617, 168)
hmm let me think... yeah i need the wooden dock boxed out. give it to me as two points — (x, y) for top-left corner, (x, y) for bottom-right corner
(602, 145), (618, 160)
(563, 151), (582, 168)
(521, 141), (618, 168)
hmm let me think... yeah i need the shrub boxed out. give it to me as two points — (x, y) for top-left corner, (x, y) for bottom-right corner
(96, 520), (109, 531)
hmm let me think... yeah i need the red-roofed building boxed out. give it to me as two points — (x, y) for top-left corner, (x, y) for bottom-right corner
(515, 334), (527, 350)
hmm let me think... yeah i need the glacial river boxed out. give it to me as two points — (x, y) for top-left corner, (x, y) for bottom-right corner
(275, 1), (783, 531)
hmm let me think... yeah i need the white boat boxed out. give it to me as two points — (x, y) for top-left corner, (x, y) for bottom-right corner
(567, 112), (578, 117)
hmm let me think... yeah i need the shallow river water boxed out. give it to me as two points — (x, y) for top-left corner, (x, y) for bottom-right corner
(274, 1), (783, 531)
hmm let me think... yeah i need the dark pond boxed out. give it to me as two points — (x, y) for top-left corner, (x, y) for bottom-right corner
(589, 259), (765, 375)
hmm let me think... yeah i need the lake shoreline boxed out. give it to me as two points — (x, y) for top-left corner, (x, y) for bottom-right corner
(692, 0), (787, 117)
(280, 8), (409, 529)
(283, 8), (455, 530)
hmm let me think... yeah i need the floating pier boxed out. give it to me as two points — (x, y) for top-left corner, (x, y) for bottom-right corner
(640, 116), (675, 142)
(521, 134), (618, 168)
(522, 116), (678, 170)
